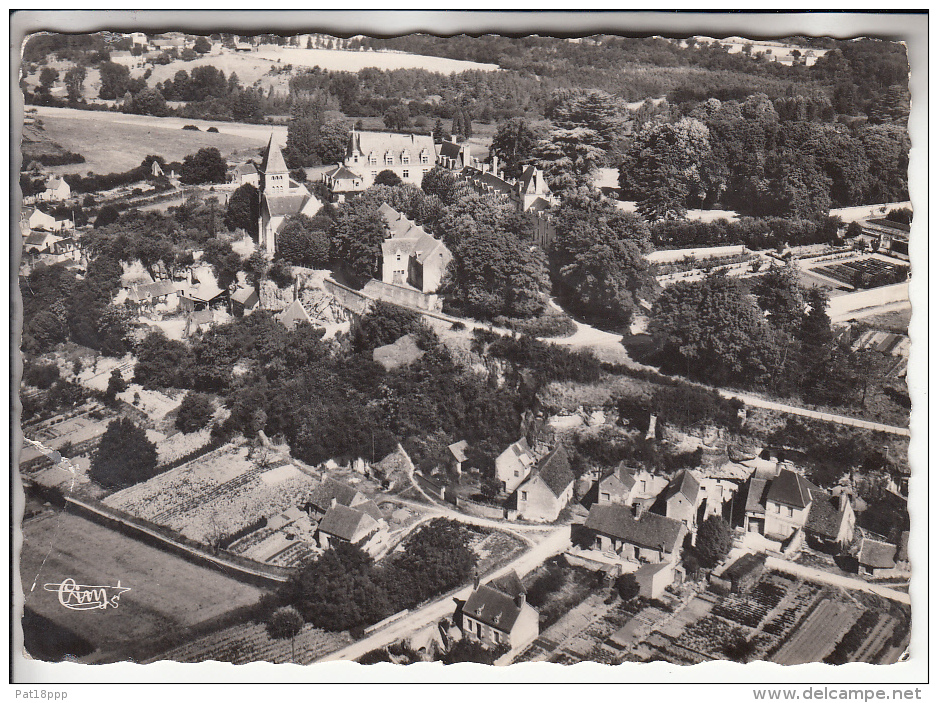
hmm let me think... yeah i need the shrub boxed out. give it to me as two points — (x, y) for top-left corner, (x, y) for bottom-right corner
(496, 313), (577, 339)
(89, 418), (159, 488)
(206, 126), (219, 133)
(183, 124), (200, 131)
(616, 573), (640, 601)
(23, 361), (60, 389)
(175, 392), (214, 433)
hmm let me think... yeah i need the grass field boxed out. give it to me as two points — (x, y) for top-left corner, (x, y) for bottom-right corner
(31, 106), (277, 175)
(20, 509), (268, 662)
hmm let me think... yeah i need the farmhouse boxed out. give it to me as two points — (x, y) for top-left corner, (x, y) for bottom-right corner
(652, 469), (703, 533)
(516, 444), (575, 522)
(378, 203), (452, 294)
(325, 130), (436, 198)
(257, 135), (322, 255)
(38, 178), (71, 202)
(27, 208), (72, 232)
(583, 503), (686, 565)
(230, 161), (259, 188)
(458, 570), (539, 652)
(496, 438), (537, 495)
(596, 465), (662, 510)
(128, 280), (178, 311)
(315, 503), (383, 550)
(742, 468), (819, 542)
(804, 491), (856, 551)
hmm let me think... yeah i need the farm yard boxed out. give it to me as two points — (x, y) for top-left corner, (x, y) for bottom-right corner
(812, 256), (909, 290)
(19, 507), (268, 663)
(102, 442), (319, 544)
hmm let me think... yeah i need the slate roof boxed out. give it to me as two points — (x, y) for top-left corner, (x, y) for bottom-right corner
(767, 468), (818, 509)
(264, 193), (312, 218)
(489, 570), (526, 599)
(438, 139), (463, 160)
(601, 465), (637, 493)
(585, 503), (685, 554)
(355, 499), (384, 523)
(463, 584), (523, 634)
(805, 490), (847, 540)
(308, 477), (361, 513)
(460, 166), (513, 196)
(131, 280), (176, 302)
(349, 130), (435, 167)
(721, 552), (766, 581)
(519, 165), (549, 195)
(235, 162), (258, 175)
(231, 286), (258, 305)
(745, 477), (770, 515)
(532, 444), (574, 497)
(448, 440), (469, 463)
(317, 504), (378, 543)
(260, 135), (288, 175)
(326, 165), (362, 181)
(277, 299), (312, 329)
(662, 470), (701, 504)
(858, 537), (897, 570)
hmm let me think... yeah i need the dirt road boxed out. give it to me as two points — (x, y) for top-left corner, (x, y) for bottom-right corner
(315, 526), (572, 662)
(765, 557), (910, 605)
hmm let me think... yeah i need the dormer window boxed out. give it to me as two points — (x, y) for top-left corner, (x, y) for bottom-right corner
(401, 152), (410, 165)
(420, 151), (430, 164)
(385, 151), (394, 165)
(368, 153), (377, 165)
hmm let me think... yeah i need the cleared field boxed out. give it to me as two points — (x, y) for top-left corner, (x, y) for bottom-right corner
(771, 600), (859, 665)
(20, 509), (267, 662)
(30, 106), (276, 175)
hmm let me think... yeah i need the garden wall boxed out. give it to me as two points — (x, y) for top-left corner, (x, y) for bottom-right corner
(827, 282), (909, 319)
(646, 245), (747, 264)
(454, 496), (517, 521)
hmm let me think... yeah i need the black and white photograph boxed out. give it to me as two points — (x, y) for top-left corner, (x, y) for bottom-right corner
(10, 9), (928, 688)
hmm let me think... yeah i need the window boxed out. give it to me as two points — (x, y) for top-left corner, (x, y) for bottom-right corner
(368, 154), (377, 165)
(385, 152), (394, 165)
(371, 171), (377, 179)
(421, 153), (430, 164)
(402, 169), (409, 179)
(601, 492), (610, 501)
(786, 507), (793, 518)
(640, 480), (646, 491)
(775, 504), (781, 513)
(353, 155), (359, 163)
(396, 254), (402, 261)
(520, 491), (527, 501)
(402, 153), (410, 165)
(514, 470), (519, 477)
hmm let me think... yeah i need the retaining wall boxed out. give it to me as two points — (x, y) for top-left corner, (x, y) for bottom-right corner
(827, 282), (909, 318)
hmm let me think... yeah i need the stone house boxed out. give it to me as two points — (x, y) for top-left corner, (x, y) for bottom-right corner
(583, 502), (686, 566)
(458, 570), (539, 653)
(378, 203), (452, 294)
(857, 537), (898, 577)
(652, 469), (703, 534)
(38, 178), (71, 202)
(516, 444), (575, 522)
(495, 437), (537, 495)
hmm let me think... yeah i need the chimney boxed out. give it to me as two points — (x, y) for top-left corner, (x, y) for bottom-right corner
(473, 574), (480, 590)
(293, 278), (299, 301)
(633, 502), (644, 518)
(330, 497), (337, 508)
(514, 592), (525, 609)
(491, 155), (498, 174)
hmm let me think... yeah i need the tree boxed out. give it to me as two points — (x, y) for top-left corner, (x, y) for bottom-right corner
(331, 197), (388, 279)
(276, 214), (331, 268)
(133, 330), (193, 389)
(175, 392), (215, 433)
(63, 65), (86, 102)
(285, 98), (326, 168)
(350, 301), (423, 353)
(383, 104), (411, 131)
(266, 606), (304, 662)
(490, 117), (540, 180)
(651, 273), (782, 387)
(127, 87), (168, 117)
(619, 117), (723, 221)
(104, 368), (127, 403)
(90, 418), (159, 488)
(615, 573), (640, 601)
(432, 118), (450, 143)
(224, 183), (259, 238)
(316, 119), (349, 164)
(549, 189), (657, 328)
(694, 515), (733, 568)
(39, 67), (58, 92)
(280, 542), (391, 631)
(373, 169), (402, 187)
(193, 36), (212, 54)
(98, 61), (131, 100)
(180, 147), (228, 185)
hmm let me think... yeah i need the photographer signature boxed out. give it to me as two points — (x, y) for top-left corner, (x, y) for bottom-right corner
(43, 579), (131, 611)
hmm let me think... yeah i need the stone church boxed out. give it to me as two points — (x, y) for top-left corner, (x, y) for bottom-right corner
(257, 135), (321, 255)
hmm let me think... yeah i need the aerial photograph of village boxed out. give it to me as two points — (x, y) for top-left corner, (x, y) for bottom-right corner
(14, 13), (918, 676)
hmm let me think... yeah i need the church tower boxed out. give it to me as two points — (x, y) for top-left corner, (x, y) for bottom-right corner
(258, 134), (290, 255)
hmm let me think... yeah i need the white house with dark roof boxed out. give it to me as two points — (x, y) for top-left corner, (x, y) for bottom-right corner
(38, 178), (71, 202)
(231, 161), (259, 188)
(653, 469), (703, 533)
(516, 444), (575, 522)
(341, 129), (436, 191)
(257, 135), (321, 255)
(496, 437), (537, 495)
(458, 570), (539, 653)
(584, 502), (686, 566)
(378, 203), (452, 294)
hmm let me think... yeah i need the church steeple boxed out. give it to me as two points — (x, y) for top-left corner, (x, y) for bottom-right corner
(260, 134), (289, 194)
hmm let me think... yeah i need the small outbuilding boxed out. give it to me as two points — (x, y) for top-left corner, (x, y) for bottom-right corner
(710, 552), (766, 594)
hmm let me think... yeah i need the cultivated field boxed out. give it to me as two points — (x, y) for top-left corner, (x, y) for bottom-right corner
(30, 106), (276, 175)
(19, 509), (268, 662)
(151, 618), (351, 665)
(103, 443), (319, 544)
